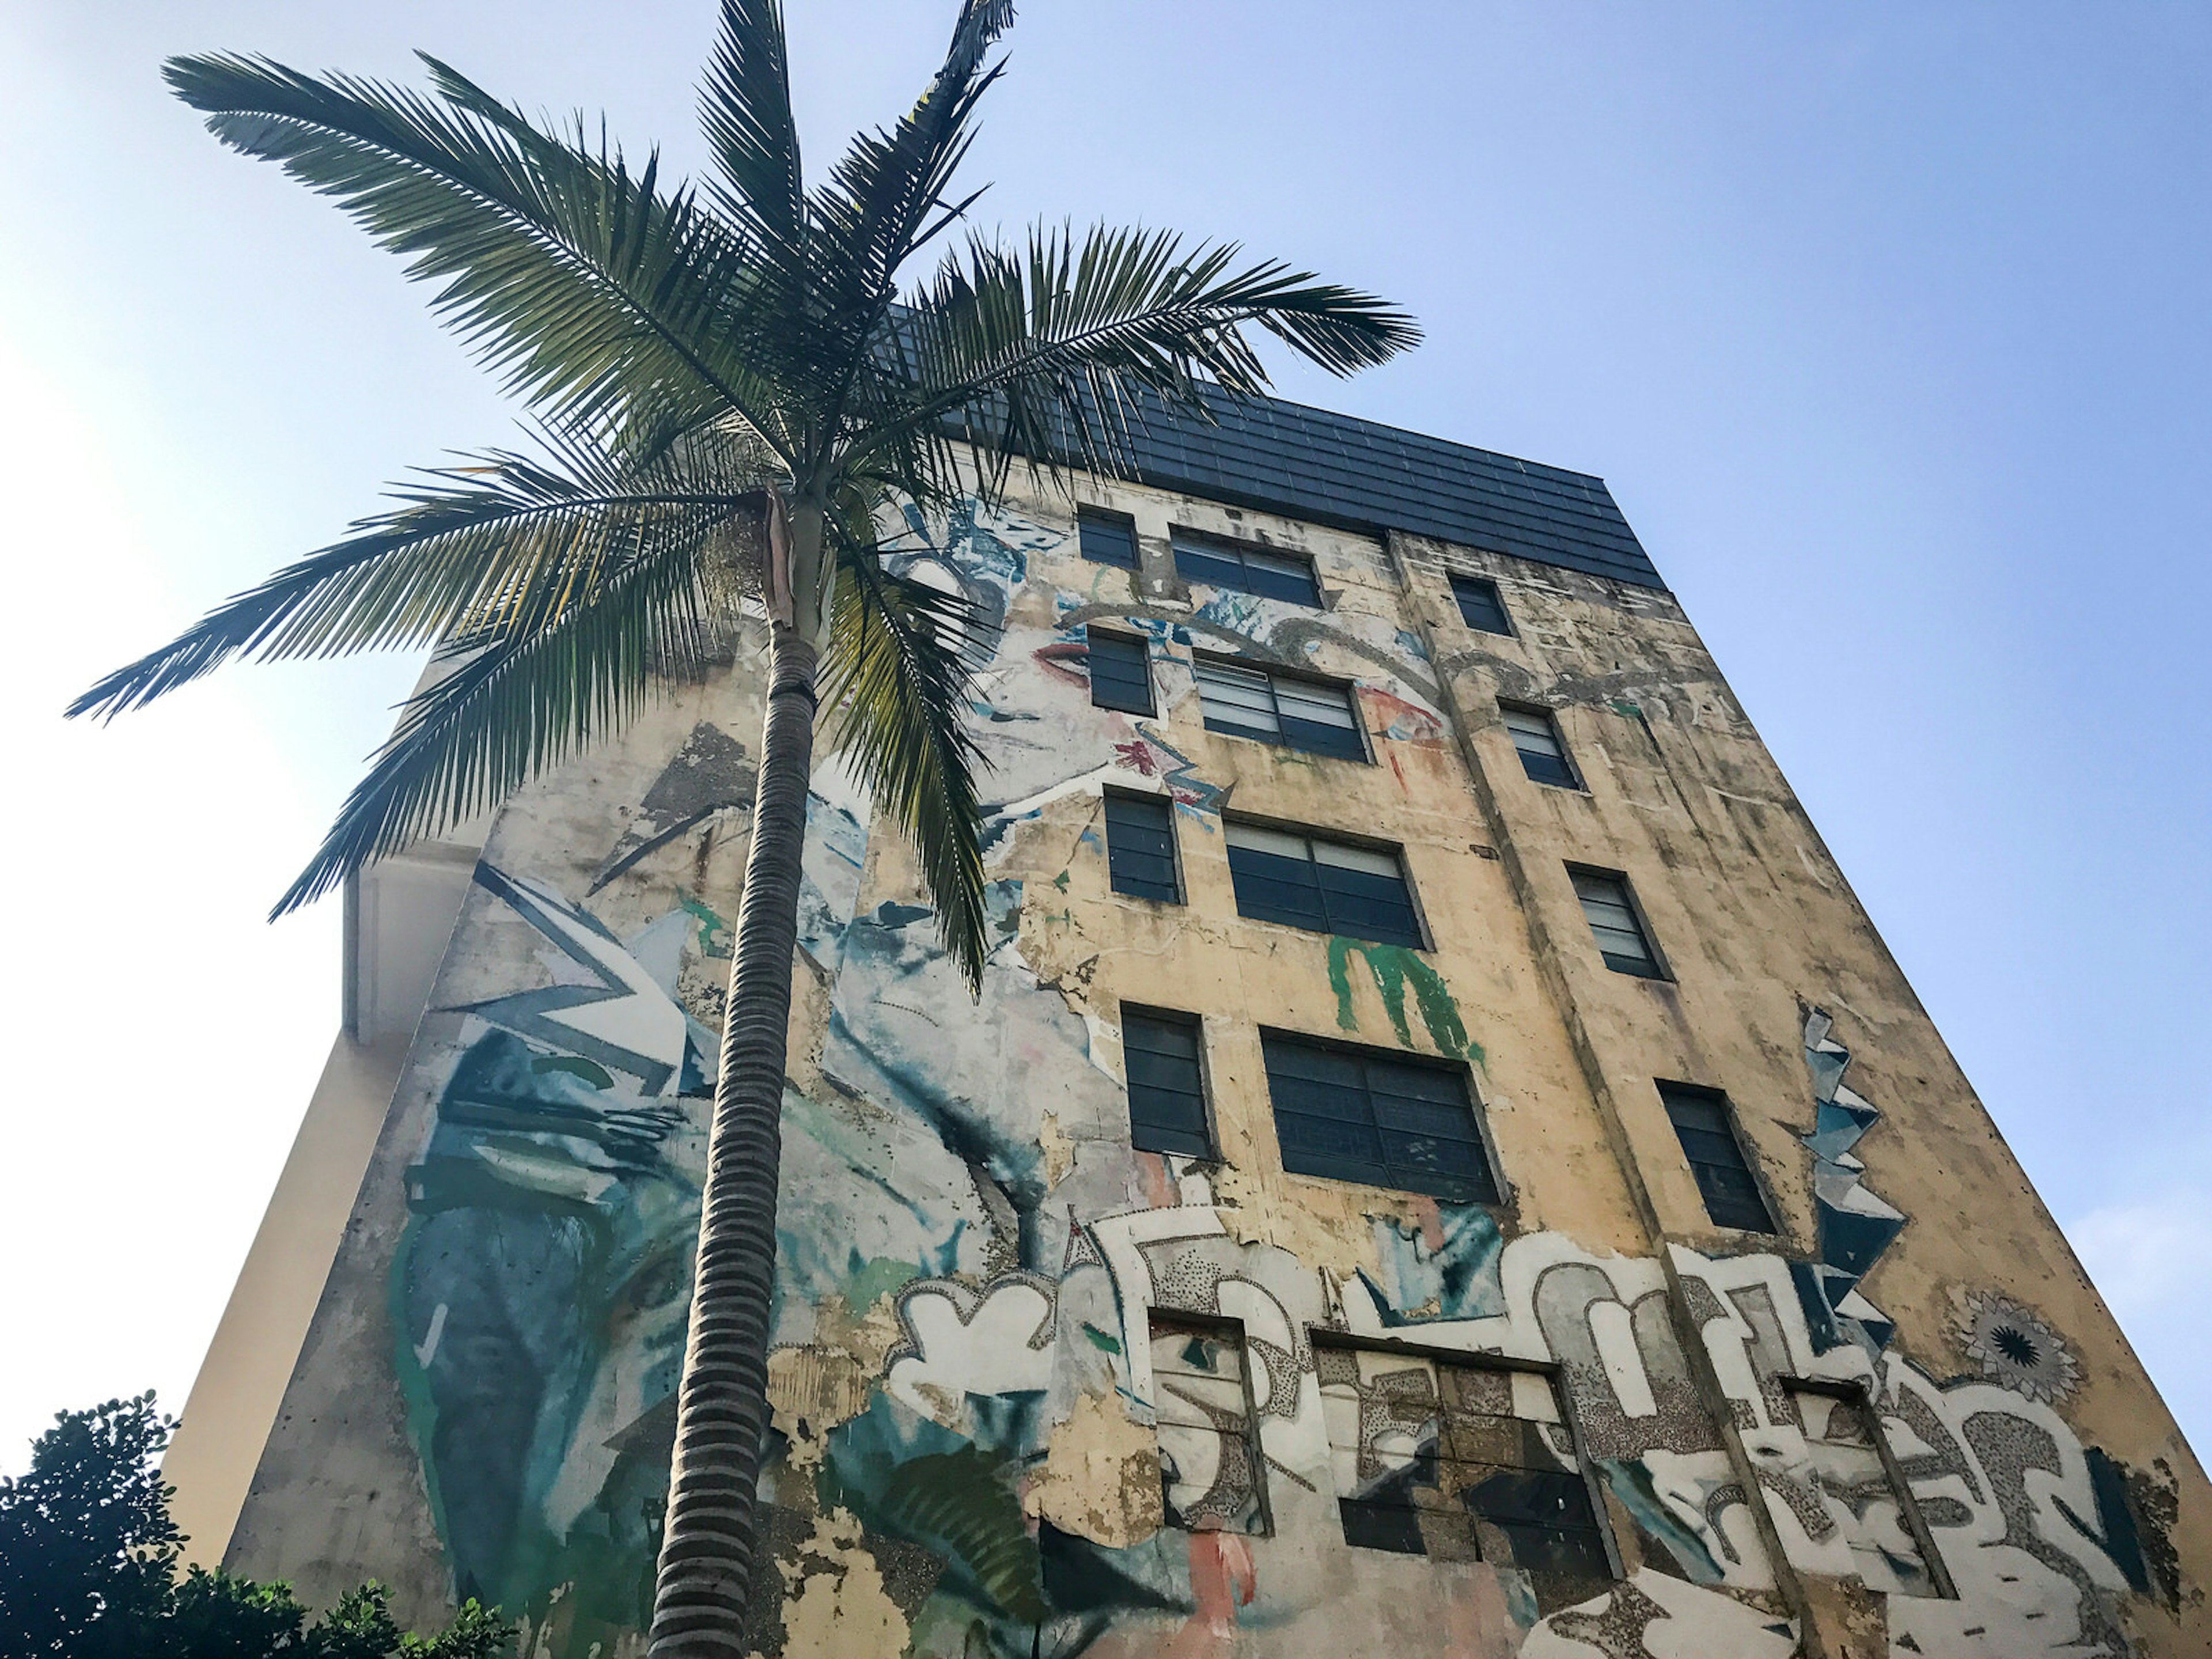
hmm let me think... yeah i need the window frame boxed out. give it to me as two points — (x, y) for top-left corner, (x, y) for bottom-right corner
(1224, 816), (1429, 949)
(1120, 1003), (1217, 1160)
(1257, 1026), (1505, 1205)
(1785, 1375), (1957, 1600)
(1077, 504), (1140, 570)
(1103, 788), (1184, 905)
(1171, 529), (1324, 608)
(1448, 571), (1514, 637)
(1085, 628), (1156, 716)
(1149, 1309), (1274, 1537)
(1654, 1081), (1778, 1235)
(1499, 701), (1582, 790)
(1566, 865), (1669, 980)
(1192, 652), (1370, 763)
(1309, 1332), (1623, 1579)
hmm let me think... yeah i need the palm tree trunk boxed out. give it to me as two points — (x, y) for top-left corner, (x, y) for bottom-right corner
(648, 616), (819, 1658)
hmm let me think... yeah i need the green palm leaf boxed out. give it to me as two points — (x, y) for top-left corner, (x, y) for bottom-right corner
(819, 518), (993, 988)
(272, 509), (718, 917)
(164, 52), (789, 453)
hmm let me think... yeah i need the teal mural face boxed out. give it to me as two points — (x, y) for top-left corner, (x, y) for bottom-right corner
(392, 869), (719, 1647)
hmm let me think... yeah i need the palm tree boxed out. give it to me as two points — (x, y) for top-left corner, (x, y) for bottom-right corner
(71, 2), (1416, 1652)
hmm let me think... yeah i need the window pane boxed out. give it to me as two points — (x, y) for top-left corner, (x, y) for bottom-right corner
(1502, 707), (1558, 751)
(1172, 537), (1245, 589)
(1277, 679), (1359, 729)
(1195, 661), (1282, 738)
(1310, 839), (1401, 877)
(1573, 871), (1659, 974)
(1125, 1012), (1211, 1157)
(1263, 1035), (1498, 1202)
(1242, 548), (1323, 607)
(1658, 1085), (1774, 1232)
(1078, 510), (1137, 568)
(1450, 574), (1511, 634)
(1315, 864), (1424, 948)
(1087, 633), (1154, 714)
(1105, 794), (1180, 903)
(1224, 821), (1309, 861)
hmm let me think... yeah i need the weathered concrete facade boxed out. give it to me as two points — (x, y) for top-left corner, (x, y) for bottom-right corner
(169, 432), (2207, 1658)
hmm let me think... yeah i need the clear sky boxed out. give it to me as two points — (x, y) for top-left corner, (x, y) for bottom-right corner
(2, 2), (2205, 1471)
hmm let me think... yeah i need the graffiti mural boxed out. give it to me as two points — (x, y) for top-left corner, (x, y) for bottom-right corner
(337, 497), (2184, 1659)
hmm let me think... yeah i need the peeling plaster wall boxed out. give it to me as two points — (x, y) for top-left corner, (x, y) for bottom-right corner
(198, 472), (2207, 1659)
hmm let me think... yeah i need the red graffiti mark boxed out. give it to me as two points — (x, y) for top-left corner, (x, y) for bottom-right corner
(1387, 746), (1408, 793)
(1135, 1149), (1178, 1211)
(1414, 1194), (1445, 1253)
(1115, 738), (1162, 777)
(1357, 684), (1446, 744)
(1164, 1531), (1255, 1659)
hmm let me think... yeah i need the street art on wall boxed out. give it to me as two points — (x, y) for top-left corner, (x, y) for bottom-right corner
(369, 498), (2171, 1658)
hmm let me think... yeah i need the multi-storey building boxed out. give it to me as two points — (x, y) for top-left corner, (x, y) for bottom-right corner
(161, 392), (2206, 1658)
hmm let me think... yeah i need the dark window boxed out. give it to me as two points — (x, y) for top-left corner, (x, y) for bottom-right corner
(1124, 1009), (1212, 1157)
(1503, 705), (1578, 789)
(1087, 632), (1154, 715)
(1104, 792), (1180, 903)
(1320, 1349), (1610, 1580)
(1226, 823), (1422, 947)
(1571, 869), (1663, 977)
(1450, 574), (1512, 635)
(1079, 508), (1138, 569)
(1260, 1032), (1499, 1202)
(1658, 1084), (1775, 1233)
(1151, 1317), (1267, 1533)
(1173, 533), (1322, 607)
(1195, 658), (1365, 761)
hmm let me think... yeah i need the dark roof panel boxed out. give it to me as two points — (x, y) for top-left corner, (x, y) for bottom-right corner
(1119, 388), (1663, 590)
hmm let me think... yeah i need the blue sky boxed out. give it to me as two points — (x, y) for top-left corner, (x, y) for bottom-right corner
(1, 2), (2205, 1465)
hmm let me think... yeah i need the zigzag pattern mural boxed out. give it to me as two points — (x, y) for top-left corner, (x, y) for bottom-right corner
(1790, 1007), (1908, 1356)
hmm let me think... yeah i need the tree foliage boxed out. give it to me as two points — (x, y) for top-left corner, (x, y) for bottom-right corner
(0, 1396), (506, 1658)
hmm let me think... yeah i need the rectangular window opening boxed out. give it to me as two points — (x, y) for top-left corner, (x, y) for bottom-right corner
(1502, 704), (1579, 789)
(1173, 532), (1322, 607)
(1086, 631), (1154, 715)
(1450, 573), (1512, 635)
(1657, 1083), (1775, 1233)
(1196, 657), (1365, 761)
(1152, 1316), (1267, 1535)
(1123, 1007), (1213, 1158)
(1079, 507), (1138, 569)
(1104, 791), (1181, 904)
(1319, 1347), (1611, 1582)
(1785, 1381), (1951, 1599)
(1260, 1031), (1499, 1203)
(1226, 821), (1422, 948)
(1570, 868), (1663, 978)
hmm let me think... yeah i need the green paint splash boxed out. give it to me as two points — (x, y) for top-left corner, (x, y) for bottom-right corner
(1328, 937), (1485, 1066)
(677, 891), (732, 957)
(1081, 1322), (1123, 1355)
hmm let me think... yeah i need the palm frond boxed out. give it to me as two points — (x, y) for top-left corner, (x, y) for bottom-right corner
(804, 0), (1015, 407)
(164, 52), (793, 452)
(819, 512), (992, 989)
(698, 0), (805, 262)
(271, 516), (719, 917)
(866, 221), (1419, 494)
(67, 426), (769, 720)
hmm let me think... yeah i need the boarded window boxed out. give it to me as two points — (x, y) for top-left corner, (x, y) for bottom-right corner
(1786, 1384), (1945, 1599)
(1658, 1084), (1775, 1232)
(1152, 1318), (1266, 1534)
(1260, 1032), (1499, 1203)
(1503, 705), (1578, 788)
(1449, 573), (1512, 634)
(1079, 508), (1138, 569)
(1571, 869), (1662, 977)
(1105, 793), (1180, 903)
(1172, 533), (1322, 607)
(1195, 658), (1365, 761)
(1226, 822), (1422, 947)
(1320, 1347), (1610, 1583)
(1087, 632), (1154, 715)
(1124, 1009), (1211, 1157)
